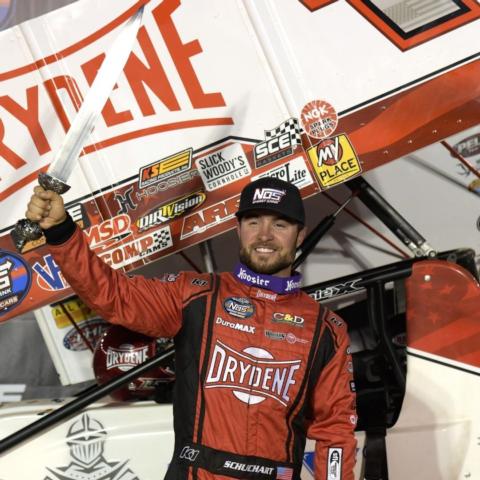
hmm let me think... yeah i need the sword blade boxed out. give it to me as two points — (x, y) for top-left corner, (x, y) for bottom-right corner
(48, 6), (144, 182)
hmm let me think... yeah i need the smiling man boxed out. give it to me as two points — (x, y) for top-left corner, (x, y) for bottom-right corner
(26, 176), (356, 480)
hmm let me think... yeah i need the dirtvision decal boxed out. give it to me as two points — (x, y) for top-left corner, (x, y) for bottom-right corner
(195, 143), (251, 191)
(205, 340), (301, 407)
(254, 117), (303, 168)
(139, 148), (193, 189)
(98, 226), (173, 268)
(44, 413), (139, 480)
(307, 133), (362, 189)
(252, 156), (314, 189)
(136, 191), (206, 232)
(0, 250), (32, 316)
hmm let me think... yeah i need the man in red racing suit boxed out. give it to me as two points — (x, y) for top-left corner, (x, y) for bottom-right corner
(27, 177), (357, 480)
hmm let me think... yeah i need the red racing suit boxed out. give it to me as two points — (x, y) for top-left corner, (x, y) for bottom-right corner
(46, 219), (357, 480)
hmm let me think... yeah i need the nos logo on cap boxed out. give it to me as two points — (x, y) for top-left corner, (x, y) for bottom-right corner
(252, 188), (285, 204)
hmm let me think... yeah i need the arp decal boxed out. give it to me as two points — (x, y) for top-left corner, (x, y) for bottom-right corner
(196, 143), (251, 191)
(33, 254), (69, 292)
(138, 148), (193, 189)
(300, 0), (480, 50)
(205, 340), (301, 406)
(136, 191), (206, 232)
(180, 195), (240, 240)
(254, 117), (303, 168)
(44, 413), (139, 480)
(0, 250), (31, 316)
(252, 156), (314, 190)
(307, 134), (362, 189)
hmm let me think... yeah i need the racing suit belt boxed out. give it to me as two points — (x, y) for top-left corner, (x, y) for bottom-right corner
(175, 442), (300, 479)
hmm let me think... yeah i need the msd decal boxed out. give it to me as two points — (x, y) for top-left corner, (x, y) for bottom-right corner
(307, 134), (362, 189)
(180, 195), (239, 239)
(83, 214), (132, 250)
(44, 413), (139, 480)
(205, 340), (301, 407)
(33, 254), (69, 291)
(196, 143), (251, 191)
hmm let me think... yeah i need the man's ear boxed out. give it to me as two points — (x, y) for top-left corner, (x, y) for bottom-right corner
(296, 226), (307, 248)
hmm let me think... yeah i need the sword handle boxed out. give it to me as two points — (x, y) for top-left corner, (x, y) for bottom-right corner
(10, 173), (71, 252)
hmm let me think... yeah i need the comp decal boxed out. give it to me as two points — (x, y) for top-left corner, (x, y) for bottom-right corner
(307, 133), (362, 189)
(138, 148), (193, 189)
(0, 250), (32, 316)
(254, 117), (303, 168)
(196, 143), (251, 191)
(252, 156), (314, 190)
(136, 190), (206, 232)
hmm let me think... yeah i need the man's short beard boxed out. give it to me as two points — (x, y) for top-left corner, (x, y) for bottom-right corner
(239, 247), (295, 276)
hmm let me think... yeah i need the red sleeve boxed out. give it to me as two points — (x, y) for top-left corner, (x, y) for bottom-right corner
(49, 226), (188, 338)
(307, 312), (357, 480)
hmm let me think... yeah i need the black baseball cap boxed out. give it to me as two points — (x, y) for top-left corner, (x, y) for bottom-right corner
(236, 177), (305, 225)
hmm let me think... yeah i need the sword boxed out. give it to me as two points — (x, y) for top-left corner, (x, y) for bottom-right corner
(11, 6), (145, 252)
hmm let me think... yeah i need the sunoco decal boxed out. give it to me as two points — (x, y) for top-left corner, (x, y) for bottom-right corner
(63, 319), (108, 351)
(223, 297), (255, 318)
(205, 340), (301, 406)
(307, 134), (362, 189)
(136, 191), (206, 232)
(0, 250), (32, 316)
(252, 156), (314, 189)
(139, 148), (193, 189)
(196, 143), (251, 191)
(254, 117), (302, 168)
(44, 413), (139, 480)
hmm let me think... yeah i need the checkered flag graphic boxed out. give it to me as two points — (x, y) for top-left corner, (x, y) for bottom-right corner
(264, 117), (302, 146)
(151, 226), (173, 251)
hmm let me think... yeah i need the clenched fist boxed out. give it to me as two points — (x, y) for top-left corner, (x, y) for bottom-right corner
(26, 186), (67, 230)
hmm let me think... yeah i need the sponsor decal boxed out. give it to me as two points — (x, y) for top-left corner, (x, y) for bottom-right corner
(223, 297), (255, 318)
(272, 312), (304, 327)
(158, 273), (180, 283)
(106, 344), (149, 371)
(216, 316), (255, 334)
(83, 214), (132, 250)
(18, 203), (89, 254)
(191, 278), (208, 287)
(205, 340), (301, 406)
(63, 319), (108, 352)
(347, 361), (353, 373)
(223, 460), (274, 476)
(180, 194), (239, 239)
(237, 267), (271, 288)
(350, 381), (356, 392)
(254, 117), (302, 168)
(114, 186), (138, 214)
(300, 99), (338, 139)
(33, 254), (69, 291)
(44, 413), (139, 480)
(196, 143), (251, 191)
(453, 133), (480, 158)
(0, 250), (31, 316)
(252, 187), (286, 204)
(138, 148), (193, 189)
(327, 448), (343, 480)
(309, 279), (363, 301)
(50, 297), (96, 329)
(98, 226), (173, 268)
(307, 133), (362, 188)
(330, 316), (343, 327)
(136, 191), (206, 232)
(136, 169), (199, 200)
(252, 156), (314, 189)
(179, 446), (200, 462)
(255, 289), (277, 301)
(285, 278), (301, 292)
(265, 330), (308, 345)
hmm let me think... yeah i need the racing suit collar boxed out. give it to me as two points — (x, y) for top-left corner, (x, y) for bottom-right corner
(233, 263), (302, 295)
